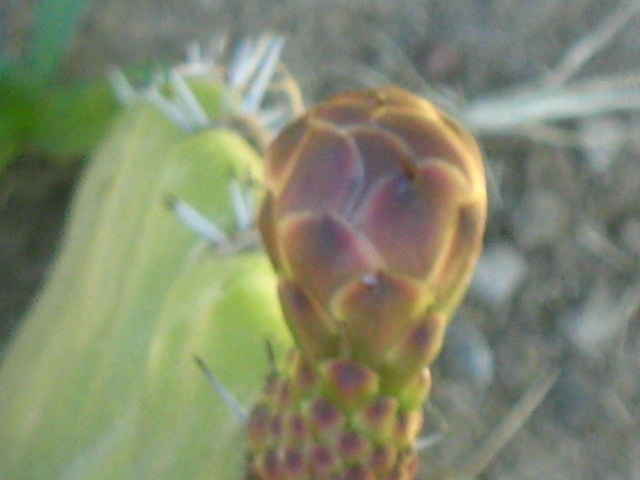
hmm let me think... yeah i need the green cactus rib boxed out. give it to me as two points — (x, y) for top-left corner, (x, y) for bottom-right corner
(249, 86), (487, 479)
(0, 101), (292, 480)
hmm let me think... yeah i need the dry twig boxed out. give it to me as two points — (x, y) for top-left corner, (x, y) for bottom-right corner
(448, 369), (560, 480)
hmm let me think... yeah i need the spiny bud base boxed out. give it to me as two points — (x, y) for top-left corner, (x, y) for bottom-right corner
(246, 350), (429, 480)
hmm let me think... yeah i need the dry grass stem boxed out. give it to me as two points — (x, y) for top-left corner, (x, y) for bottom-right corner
(448, 368), (560, 480)
(462, 2), (640, 140)
(543, 0), (640, 86)
(462, 74), (640, 135)
(577, 222), (638, 271)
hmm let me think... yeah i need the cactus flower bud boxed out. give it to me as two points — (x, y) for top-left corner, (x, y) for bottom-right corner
(250, 86), (486, 480)
(259, 86), (486, 375)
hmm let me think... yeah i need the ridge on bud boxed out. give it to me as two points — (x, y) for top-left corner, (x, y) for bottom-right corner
(259, 85), (487, 377)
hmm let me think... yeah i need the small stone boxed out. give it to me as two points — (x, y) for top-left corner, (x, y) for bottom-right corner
(512, 190), (570, 248)
(549, 365), (598, 430)
(579, 116), (626, 173)
(619, 217), (640, 258)
(471, 243), (528, 306)
(561, 281), (640, 359)
(442, 320), (495, 388)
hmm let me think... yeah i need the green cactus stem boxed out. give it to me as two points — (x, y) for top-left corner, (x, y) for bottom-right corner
(0, 35), (299, 480)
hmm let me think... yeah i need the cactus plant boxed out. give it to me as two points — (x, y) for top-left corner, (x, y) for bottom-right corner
(0, 35), (298, 480)
(248, 86), (487, 480)
(0, 29), (485, 479)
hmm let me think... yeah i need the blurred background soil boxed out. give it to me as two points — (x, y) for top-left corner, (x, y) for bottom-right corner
(2, 1), (639, 479)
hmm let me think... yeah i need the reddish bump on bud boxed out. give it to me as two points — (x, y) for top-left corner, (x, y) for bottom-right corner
(337, 430), (372, 464)
(291, 351), (320, 399)
(321, 359), (380, 413)
(283, 446), (307, 478)
(379, 314), (445, 392)
(351, 396), (399, 443)
(259, 448), (282, 480)
(259, 86), (486, 372)
(285, 411), (310, 444)
(309, 445), (339, 477)
(307, 396), (346, 442)
(369, 445), (397, 476)
(344, 464), (376, 480)
(249, 403), (271, 449)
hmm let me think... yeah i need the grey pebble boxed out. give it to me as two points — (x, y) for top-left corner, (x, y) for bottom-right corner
(442, 319), (495, 389)
(471, 243), (528, 306)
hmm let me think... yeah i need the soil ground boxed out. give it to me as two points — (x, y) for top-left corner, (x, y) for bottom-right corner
(2, 1), (639, 479)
